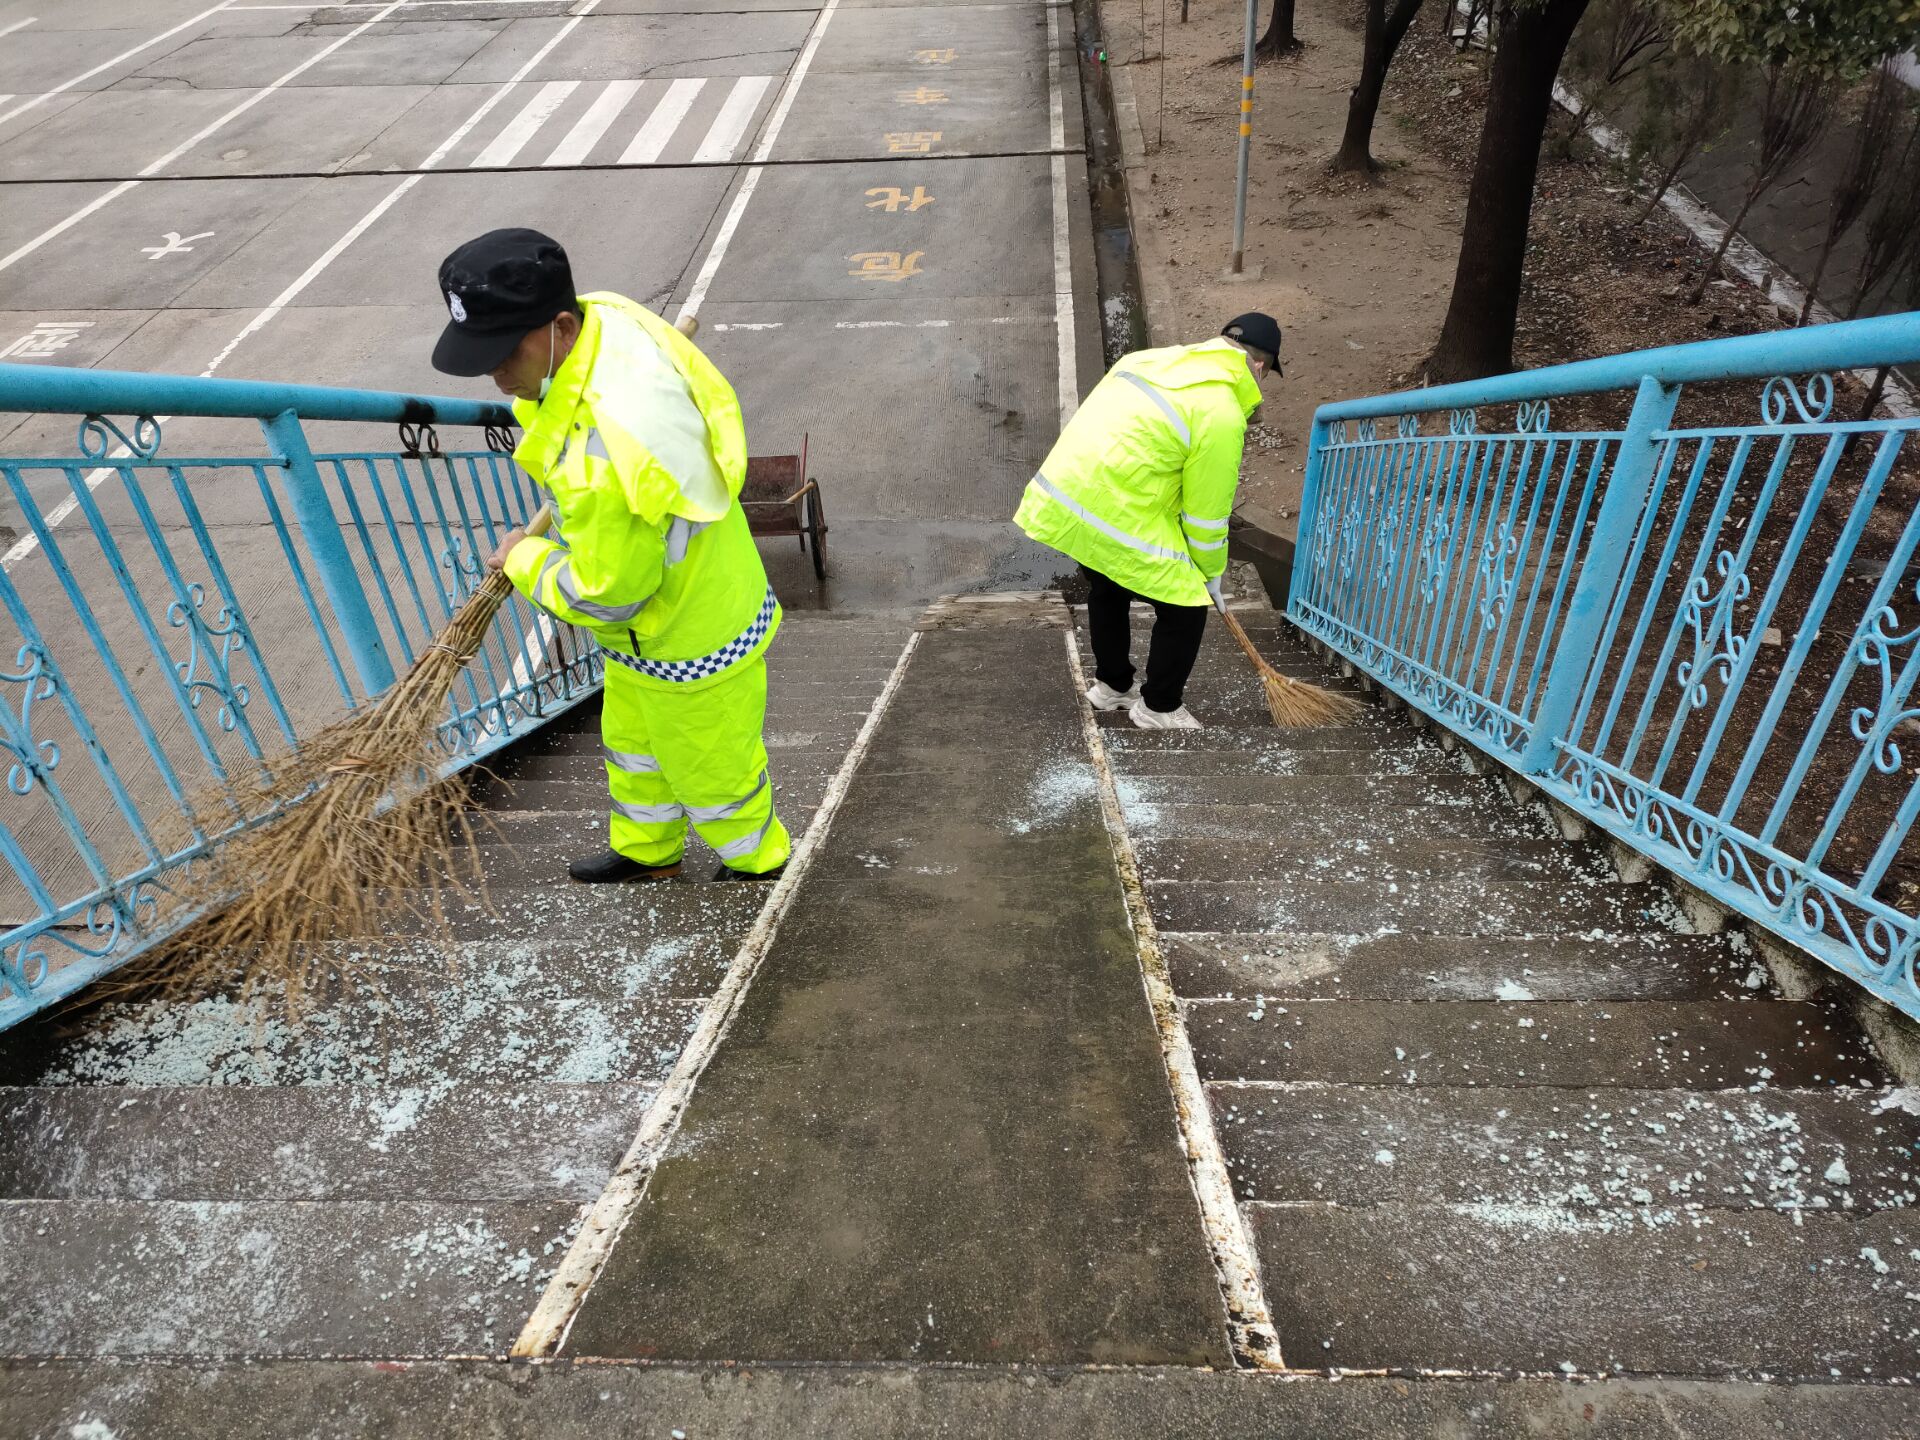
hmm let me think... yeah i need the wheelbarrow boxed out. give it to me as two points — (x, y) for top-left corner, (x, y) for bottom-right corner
(742, 433), (828, 580)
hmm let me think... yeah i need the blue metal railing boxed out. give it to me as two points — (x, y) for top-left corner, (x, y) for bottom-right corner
(0, 363), (601, 1028)
(1290, 312), (1920, 1020)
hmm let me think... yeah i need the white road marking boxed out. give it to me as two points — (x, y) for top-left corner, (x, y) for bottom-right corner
(618, 78), (704, 165)
(140, 230), (216, 260)
(1061, 624), (1286, 1369)
(511, 628), (925, 1359)
(472, 79), (581, 168)
(0, 18), (34, 42)
(0, 2), (236, 132)
(0, 0), (409, 276)
(676, 0), (842, 322)
(1045, 2), (1078, 425)
(544, 78), (640, 166)
(691, 74), (771, 163)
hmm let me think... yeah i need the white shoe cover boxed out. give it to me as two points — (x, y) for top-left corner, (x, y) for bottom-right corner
(1085, 679), (1141, 711)
(1129, 699), (1202, 730)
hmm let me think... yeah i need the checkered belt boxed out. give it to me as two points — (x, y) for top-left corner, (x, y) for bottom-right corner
(599, 587), (777, 683)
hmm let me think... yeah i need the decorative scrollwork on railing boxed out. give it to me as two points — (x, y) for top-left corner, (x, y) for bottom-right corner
(1355, 418), (1378, 443)
(1847, 587), (1920, 773)
(440, 535), (486, 602)
(1759, 372), (1835, 426)
(166, 583), (252, 732)
(1516, 399), (1551, 434)
(1448, 408), (1477, 436)
(1396, 414), (1420, 439)
(1326, 420), (1348, 445)
(77, 414), (163, 462)
(1373, 511), (1399, 588)
(0, 934), (51, 1000)
(1674, 551), (1751, 709)
(1, 643), (60, 795)
(1417, 512), (1452, 604)
(484, 424), (519, 456)
(398, 422), (443, 459)
(1335, 503), (1363, 583)
(1475, 525), (1521, 630)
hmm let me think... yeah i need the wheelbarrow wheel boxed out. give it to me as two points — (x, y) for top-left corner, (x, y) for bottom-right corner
(805, 485), (828, 581)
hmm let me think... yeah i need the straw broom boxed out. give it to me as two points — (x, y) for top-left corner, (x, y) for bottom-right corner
(124, 315), (703, 1016)
(1215, 598), (1364, 727)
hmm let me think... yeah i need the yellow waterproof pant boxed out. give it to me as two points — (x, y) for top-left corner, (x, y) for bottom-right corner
(601, 655), (791, 874)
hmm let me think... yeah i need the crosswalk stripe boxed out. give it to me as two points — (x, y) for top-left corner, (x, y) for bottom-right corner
(471, 79), (579, 168)
(545, 78), (641, 166)
(691, 74), (772, 163)
(619, 77), (705, 165)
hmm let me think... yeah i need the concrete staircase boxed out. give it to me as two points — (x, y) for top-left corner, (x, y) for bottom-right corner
(2, 595), (1917, 1436)
(1095, 607), (1920, 1382)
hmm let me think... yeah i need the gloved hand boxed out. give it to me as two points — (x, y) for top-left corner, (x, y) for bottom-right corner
(1205, 574), (1226, 612)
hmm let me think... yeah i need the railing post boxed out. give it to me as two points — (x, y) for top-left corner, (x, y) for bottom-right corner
(1516, 374), (1679, 773)
(1287, 416), (1331, 615)
(260, 408), (396, 697)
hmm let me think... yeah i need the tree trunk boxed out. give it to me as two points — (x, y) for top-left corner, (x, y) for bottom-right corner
(1687, 187), (1759, 304)
(1798, 239), (1838, 325)
(1429, 0), (1591, 382)
(1258, 0), (1299, 55)
(1858, 364), (1892, 421)
(1634, 150), (1690, 225)
(1330, 0), (1425, 173)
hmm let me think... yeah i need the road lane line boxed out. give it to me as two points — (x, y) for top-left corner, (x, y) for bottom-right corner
(471, 79), (580, 167)
(691, 74), (771, 163)
(1046, 2), (1078, 424)
(676, 0), (841, 322)
(511, 628), (925, 1358)
(0, 2), (236, 131)
(0, 17), (35, 41)
(544, 78), (640, 166)
(0, 0), (410, 276)
(617, 78), (704, 165)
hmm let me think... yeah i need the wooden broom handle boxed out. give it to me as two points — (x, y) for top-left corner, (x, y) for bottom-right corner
(511, 312), (701, 543)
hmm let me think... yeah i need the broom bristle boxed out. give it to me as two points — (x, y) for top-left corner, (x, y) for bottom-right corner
(1259, 663), (1365, 727)
(113, 570), (523, 1021)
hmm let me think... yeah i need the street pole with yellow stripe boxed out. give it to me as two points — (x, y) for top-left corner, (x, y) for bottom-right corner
(1229, 0), (1256, 273)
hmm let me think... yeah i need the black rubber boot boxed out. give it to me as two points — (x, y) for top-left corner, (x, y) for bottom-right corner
(569, 851), (682, 884)
(711, 863), (786, 884)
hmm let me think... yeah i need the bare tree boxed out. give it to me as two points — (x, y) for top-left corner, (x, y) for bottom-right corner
(1558, 0), (1665, 154)
(1686, 63), (1835, 304)
(1857, 238), (1920, 418)
(1842, 111), (1920, 319)
(1798, 65), (1907, 324)
(1331, 0), (1430, 173)
(1258, 0), (1300, 56)
(1627, 53), (1741, 224)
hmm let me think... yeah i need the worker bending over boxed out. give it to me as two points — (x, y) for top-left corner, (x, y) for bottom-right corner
(1015, 312), (1282, 730)
(432, 228), (789, 884)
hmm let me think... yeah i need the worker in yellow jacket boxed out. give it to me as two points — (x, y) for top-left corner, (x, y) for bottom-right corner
(1015, 313), (1281, 730)
(432, 228), (789, 883)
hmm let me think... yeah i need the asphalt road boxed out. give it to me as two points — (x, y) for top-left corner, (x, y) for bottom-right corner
(0, 0), (1099, 607)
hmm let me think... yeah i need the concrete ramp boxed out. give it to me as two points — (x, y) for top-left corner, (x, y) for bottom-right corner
(564, 600), (1229, 1365)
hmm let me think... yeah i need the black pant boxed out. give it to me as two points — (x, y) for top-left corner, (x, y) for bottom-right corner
(1082, 565), (1209, 714)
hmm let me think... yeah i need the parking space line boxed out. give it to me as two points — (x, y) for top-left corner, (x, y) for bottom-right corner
(545, 78), (641, 166)
(472, 80), (581, 168)
(691, 75), (772, 164)
(0, 3), (237, 132)
(0, 18), (34, 42)
(618, 79), (706, 165)
(0, 0), (410, 276)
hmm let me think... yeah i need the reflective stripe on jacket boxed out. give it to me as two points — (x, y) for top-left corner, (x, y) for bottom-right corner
(1014, 337), (1260, 606)
(503, 292), (779, 691)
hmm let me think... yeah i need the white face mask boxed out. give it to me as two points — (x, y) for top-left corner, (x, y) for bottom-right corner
(536, 320), (557, 402)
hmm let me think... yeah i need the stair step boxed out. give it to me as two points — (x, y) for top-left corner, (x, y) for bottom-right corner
(1117, 772), (1500, 809)
(0, 1198), (577, 1356)
(0, 1081), (650, 1201)
(0, 990), (703, 1088)
(299, 931), (741, 1003)
(1099, 721), (1410, 751)
(1163, 932), (1757, 1001)
(1211, 1083), (1920, 1211)
(1136, 836), (1611, 884)
(1184, 999), (1890, 1088)
(1248, 1201), (1920, 1379)
(341, 880), (770, 941)
(1113, 747), (1468, 778)
(1123, 801), (1553, 845)
(1148, 879), (1685, 937)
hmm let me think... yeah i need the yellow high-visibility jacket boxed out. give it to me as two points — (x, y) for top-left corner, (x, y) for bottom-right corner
(503, 292), (779, 692)
(1014, 338), (1261, 607)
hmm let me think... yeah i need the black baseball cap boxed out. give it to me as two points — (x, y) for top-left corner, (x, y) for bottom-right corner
(1222, 312), (1283, 374)
(432, 228), (577, 377)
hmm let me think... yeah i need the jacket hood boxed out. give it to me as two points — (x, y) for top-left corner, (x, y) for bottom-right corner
(1127, 338), (1263, 418)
